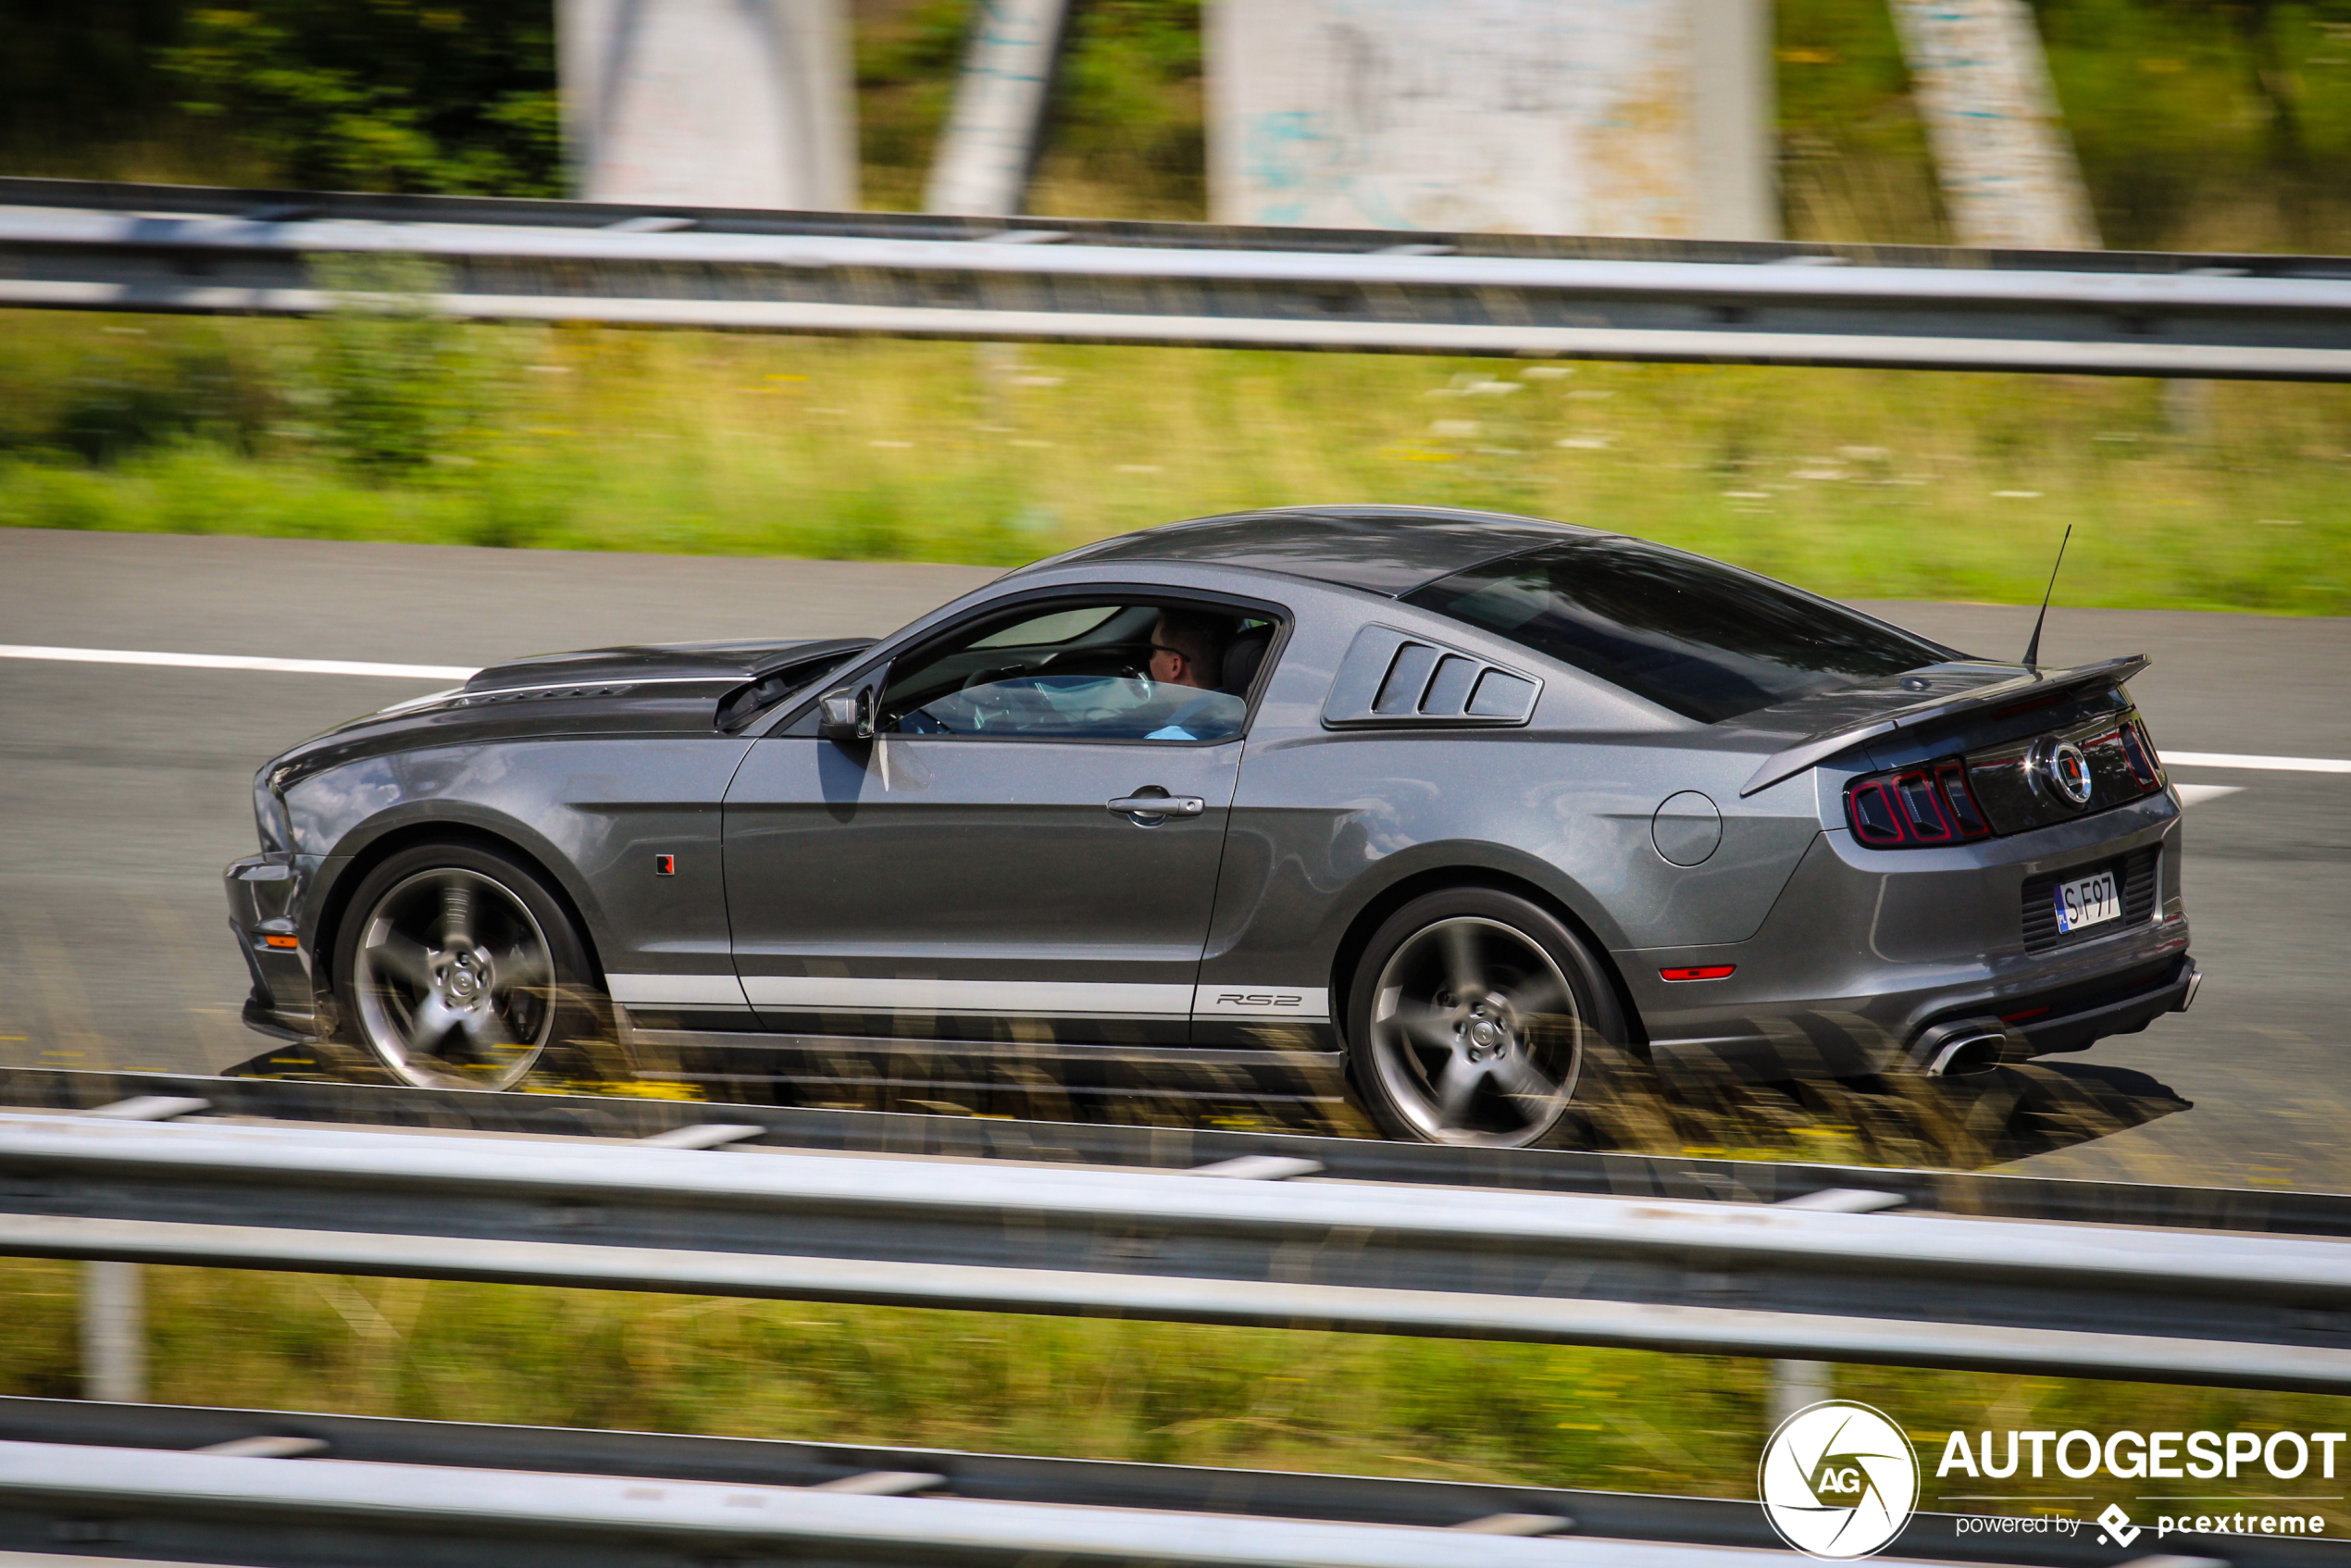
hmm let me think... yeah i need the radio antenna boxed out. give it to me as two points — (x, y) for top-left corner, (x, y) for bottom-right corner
(2021, 524), (2072, 671)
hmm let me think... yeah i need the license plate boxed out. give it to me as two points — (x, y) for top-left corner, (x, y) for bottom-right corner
(2053, 868), (2121, 933)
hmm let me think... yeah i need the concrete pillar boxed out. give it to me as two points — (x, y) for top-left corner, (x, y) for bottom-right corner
(925, 0), (1076, 217)
(1208, 0), (1776, 240)
(81, 1261), (146, 1404)
(1691, 0), (1777, 243)
(1886, 0), (2100, 249)
(561, 0), (857, 211)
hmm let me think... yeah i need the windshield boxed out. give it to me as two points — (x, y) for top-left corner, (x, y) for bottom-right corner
(1402, 538), (1952, 724)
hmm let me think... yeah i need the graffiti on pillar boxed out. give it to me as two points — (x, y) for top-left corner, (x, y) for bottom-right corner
(1212, 0), (1765, 238)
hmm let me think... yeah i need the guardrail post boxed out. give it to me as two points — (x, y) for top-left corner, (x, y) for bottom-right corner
(1769, 1359), (1830, 1426)
(81, 1261), (146, 1403)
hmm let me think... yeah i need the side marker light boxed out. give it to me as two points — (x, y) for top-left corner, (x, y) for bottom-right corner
(1660, 965), (1735, 982)
(262, 935), (299, 950)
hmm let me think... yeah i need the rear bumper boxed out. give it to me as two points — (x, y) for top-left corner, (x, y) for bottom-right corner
(2005, 952), (2198, 1057)
(1621, 790), (2193, 1079)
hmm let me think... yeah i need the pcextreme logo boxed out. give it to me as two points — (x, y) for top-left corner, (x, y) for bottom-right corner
(1759, 1400), (1922, 1560)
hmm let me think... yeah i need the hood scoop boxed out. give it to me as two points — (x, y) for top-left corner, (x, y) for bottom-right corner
(463, 638), (869, 695)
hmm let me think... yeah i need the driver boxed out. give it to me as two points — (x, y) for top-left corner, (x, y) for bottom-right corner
(1145, 610), (1238, 740)
(1147, 610), (1230, 691)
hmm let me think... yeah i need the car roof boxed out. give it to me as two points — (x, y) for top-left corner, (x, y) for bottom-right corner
(1048, 505), (1605, 597)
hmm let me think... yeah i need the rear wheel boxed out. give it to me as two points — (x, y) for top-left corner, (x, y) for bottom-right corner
(332, 842), (608, 1091)
(1346, 889), (1631, 1148)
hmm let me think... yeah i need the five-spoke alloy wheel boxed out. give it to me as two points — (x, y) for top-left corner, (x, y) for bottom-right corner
(334, 843), (603, 1090)
(1347, 889), (1627, 1147)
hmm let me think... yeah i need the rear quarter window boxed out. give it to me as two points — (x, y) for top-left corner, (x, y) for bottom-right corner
(1402, 538), (1952, 724)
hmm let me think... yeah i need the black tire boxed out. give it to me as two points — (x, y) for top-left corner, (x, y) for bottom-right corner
(330, 840), (616, 1091)
(1344, 888), (1635, 1148)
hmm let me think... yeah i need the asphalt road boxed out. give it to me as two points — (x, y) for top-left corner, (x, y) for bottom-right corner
(1, 527), (2343, 1191)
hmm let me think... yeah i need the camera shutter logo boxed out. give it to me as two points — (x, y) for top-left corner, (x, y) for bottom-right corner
(1759, 1400), (1920, 1560)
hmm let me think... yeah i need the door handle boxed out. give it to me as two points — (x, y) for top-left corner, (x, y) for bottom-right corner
(1107, 793), (1206, 820)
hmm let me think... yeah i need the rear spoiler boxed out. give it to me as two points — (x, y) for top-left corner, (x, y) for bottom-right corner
(1738, 653), (2150, 798)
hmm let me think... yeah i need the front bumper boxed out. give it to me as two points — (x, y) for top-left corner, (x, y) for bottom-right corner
(225, 853), (319, 1039)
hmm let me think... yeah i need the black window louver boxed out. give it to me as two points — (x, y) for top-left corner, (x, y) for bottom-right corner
(1324, 625), (1541, 728)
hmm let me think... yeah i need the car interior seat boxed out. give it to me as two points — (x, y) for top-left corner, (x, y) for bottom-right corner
(1218, 625), (1273, 695)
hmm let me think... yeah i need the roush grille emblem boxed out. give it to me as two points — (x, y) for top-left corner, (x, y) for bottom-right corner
(2036, 739), (2095, 807)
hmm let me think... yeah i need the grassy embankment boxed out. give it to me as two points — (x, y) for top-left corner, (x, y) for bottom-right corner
(2, 310), (2346, 615)
(3, 1258), (2347, 1520)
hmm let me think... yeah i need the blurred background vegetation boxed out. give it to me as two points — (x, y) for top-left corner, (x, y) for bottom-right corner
(7, 0), (2347, 245)
(0, 1259), (2345, 1531)
(0, 0), (2345, 606)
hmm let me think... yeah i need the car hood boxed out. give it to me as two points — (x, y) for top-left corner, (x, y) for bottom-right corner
(262, 636), (875, 785)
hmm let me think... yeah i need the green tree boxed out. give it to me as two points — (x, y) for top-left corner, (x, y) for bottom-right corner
(159, 2), (558, 195)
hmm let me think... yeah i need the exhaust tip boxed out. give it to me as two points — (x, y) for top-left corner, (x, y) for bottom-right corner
(1922, 1032), (2004, 1076)
(1909, 1019), (2010, 1077)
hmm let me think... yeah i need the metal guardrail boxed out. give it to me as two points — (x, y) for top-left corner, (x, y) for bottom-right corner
(2, 1395), (2311, 1568)
(8, 1067), (2350, 1239)
(4, 1105), (2350, 1394)
(3, 177), (2349, 378)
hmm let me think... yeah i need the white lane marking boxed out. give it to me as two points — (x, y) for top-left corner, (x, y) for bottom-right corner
(0, 643), (477, 681)
(2165, 750), (2351, 774)
(2173, 783), (2245, 807)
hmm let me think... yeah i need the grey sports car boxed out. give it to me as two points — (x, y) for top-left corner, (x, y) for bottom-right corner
(226, 506), (2198, 1147)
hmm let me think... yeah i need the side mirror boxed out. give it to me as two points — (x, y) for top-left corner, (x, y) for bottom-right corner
(818, 684), (876, 741)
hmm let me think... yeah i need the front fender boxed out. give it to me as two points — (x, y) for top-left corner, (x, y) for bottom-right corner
(287, 753), (619, 976)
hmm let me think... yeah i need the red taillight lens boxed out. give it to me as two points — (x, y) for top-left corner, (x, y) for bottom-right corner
(2119, 717), (2163, 790)
(1935, 761), (1988, 835)
(1843, 757), (1994, 849)
(1847, 778), (1906, 844)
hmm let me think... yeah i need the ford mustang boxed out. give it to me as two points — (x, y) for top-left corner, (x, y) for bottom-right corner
(225, 506), (2199, 1146)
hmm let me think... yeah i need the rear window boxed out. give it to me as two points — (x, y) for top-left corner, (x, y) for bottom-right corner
(1401, 538), (1950, 724)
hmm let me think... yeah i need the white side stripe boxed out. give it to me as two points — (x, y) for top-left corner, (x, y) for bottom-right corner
(606, 974), (751, 1009)
(626, 975), (1332, 1022)
(2164, 751), (2351, 774)
(0, 644), (477, 681)
(740, 977), (1193, 1018)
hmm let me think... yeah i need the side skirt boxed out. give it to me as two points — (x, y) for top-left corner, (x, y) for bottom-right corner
(625, 1027), (1350, 1119)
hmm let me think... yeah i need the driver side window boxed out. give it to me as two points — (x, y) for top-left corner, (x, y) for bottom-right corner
(879, 599), (1273, 743)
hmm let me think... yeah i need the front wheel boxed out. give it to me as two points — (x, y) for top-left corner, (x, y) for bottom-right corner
(1346, 889), (1631, 1148)
(332, 842), (609, 1090)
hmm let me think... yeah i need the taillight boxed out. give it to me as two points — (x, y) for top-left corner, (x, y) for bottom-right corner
(2119, 717), (2164, 790)
(1844, 758), (1995, 849)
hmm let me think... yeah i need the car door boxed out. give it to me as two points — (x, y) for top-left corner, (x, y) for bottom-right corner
(721, 594), (1276, 1044)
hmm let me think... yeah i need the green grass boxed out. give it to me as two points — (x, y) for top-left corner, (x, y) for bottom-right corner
(3, 309), (2347, 615)
(4, 1259), (2345, 1522)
